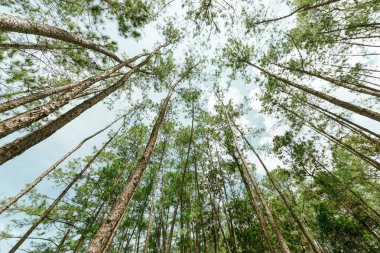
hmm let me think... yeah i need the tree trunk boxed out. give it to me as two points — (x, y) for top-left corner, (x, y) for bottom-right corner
(232, 121), (322, 253)
(224, 107), (291, 253)
(55, 229), (71, 253)
(245, 61), (380, 122)
(250, 0), (340, 26)
(86, 71), (192, 253)
(0, 53), (146, 137)
(274, 63), (380, 97)
(143, 144), (167, 253)
(0, 13), (122, 63)
(0, 50), (157, 165)
(0, 114), (126, 214)
(8, 123), (124, 253)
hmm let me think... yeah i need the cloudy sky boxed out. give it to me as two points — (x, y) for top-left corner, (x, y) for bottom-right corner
(1, 0), (379, 251)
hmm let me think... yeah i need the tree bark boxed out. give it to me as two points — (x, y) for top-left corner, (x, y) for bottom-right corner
(0, 53), (146, 137)
(0, 64), (129, 114)
(0, 114), (126, 214)
(0, 13), (122, 63)
(223, 106), (291, 253)
(245, 61), (380, 122)
(0, 50), (157, 165)
(8, 123), (124, 253)
(232, 121), (322, 253)
(274, 63), (380, 98)
(86, 70), (192, 253)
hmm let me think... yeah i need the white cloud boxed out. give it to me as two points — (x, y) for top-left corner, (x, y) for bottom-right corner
(249, 87), (262, 111)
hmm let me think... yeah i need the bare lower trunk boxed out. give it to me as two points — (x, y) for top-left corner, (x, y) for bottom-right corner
(246, 61), (380, 122)
(0, 51), (156, 165)
(8, 124), (123, 253)
(223, 104), (291, 253)
(0, 53), (146, 137)
(233, 122), (322, 253)
(86, 71), (191, 253)
(0, 114), (126, 214)
(0, 13), (122, 62)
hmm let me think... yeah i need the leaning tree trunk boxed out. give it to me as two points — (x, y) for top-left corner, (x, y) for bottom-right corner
(143, 143), (167, 253)
(86, 70), (193, 253)
(0, 49), (158, 165)
(251, 0), (340, 26)
(224, 106), (291, 253)
(0, 13), (123, 63)
(165, 99), (194, 253)
(0, 114), (127, 214)
(232, 121), (322, 253)
(0, 71), (122, 114)
(229, 151), (276, 253)
(0, 53), (146, 138)
(274, 63), (380, 98)
(8, 123), (124, 253)
(245, 61), (380, 122)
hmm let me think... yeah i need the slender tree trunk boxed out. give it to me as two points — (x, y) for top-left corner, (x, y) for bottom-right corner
(86, 71), (192, 253)
(276, 102), (380, 170)
(73, 203), (105, 253)
(0, 13), (123, 62)
(274, 63), (380, 97)
(223, 106), (291, 253)
(203, 170), (233, 253)
(165, 99), (195, 253)
(230, 151), (277, 253)
(55, 229), (71, 253)
(0, 71), (124, 114)
(143, 145), (167, 253)
(194, 163), (208, 253)
(280, 87), (380, 143)
(0, 114), (126, 214)
(8, 123), (124, 253)
(0, 53), (146, 137)
(0, 49), (157, 165)
(245, 61), (380, 122)
(232, 121), (322, 253)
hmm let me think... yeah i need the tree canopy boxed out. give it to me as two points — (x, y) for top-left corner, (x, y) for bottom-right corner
(0, 0), (379, 252)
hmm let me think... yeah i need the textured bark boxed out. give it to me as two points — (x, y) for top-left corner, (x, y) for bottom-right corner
(275, 64), (380, 98)
(0, 69), (125, 114)
(0, 53), (146, 137)
(230, 151), (276, 253)
(73, 203), (105, 253)
(0, 13), (122, 62)
(246, 61), (380, 122)
(0, 115), (125, 214)
(0, 51), (156, 165)
(86, 71), (191, 253)
(233, 122), (322, 253)
(165, 101), (194, 253)
(8, 124), (123, 253)
(143, 144), (167, 253)
(276, 102), (380, 170)
(0, 42), (79, 50)
(224, 108), (291, 253)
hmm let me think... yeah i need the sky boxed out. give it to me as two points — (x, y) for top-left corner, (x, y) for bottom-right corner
(1, 0), (380, 251)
